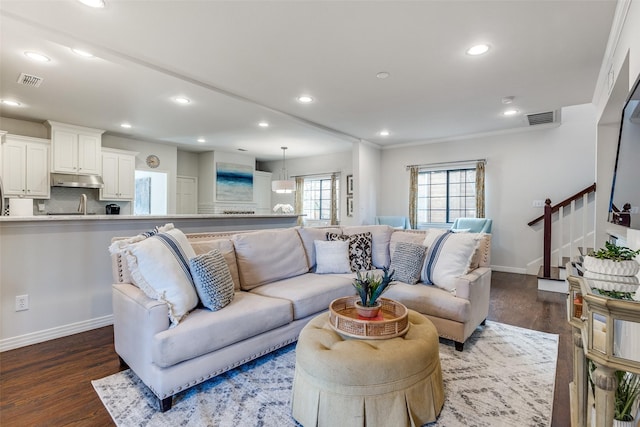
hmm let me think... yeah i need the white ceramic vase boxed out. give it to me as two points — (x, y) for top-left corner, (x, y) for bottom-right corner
(583, 256), (640, 277)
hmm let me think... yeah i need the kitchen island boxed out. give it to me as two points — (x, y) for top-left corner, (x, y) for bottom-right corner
(0, 214), (300, 351)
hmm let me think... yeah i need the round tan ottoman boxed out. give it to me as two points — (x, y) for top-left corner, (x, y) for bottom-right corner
(291, 310), (444, 427)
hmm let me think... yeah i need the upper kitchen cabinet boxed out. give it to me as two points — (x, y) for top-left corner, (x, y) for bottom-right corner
(1, 134), (50, 198)
(45, 121), (104, 175)
(100, 148), (136, 201)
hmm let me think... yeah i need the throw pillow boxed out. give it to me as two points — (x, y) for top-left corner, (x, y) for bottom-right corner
(109, 223), (198, 326)
(314, 240), (351, 274)
(421, 231), (481, 292)
(326, 232), (373, 272)
(389, 242), (428, 284)
(189, 250), (235, 311)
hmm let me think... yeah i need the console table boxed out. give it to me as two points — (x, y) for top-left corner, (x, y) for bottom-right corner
(567, 266), (640, 427)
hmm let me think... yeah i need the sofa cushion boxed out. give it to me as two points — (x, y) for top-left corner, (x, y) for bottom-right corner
(389, 242), (427, 284)
(250, 273), (355, 320)
(152, 292), (293, 368)
(327, 232), (373, 272)
(108, 223), (198, 326)
(232, 228), (309, 290)
(189, 250), (235, 311)
(190, 238), (240, 291)
(314, 240), (351, 274)
(297, 227), (342, 269)
(421, 231), (481, 292)
(384, 282), (470, 323)
(342, 225), (393, 268)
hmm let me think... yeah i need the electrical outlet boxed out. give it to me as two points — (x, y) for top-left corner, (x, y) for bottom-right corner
(532, 200), (545, 208)
(15, 295), (29, 312)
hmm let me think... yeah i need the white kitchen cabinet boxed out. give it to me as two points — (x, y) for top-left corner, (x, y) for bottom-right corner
(100, 148), (137, 201)
(46, 121), (103, 175)
(253, 170), (272, 214)
(1, 134), (50, 198)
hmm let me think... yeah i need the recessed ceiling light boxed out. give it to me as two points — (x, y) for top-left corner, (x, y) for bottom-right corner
(197, 138), (206, 143)
(376, 72), (390, 79)
(71, 48), (94, 58)
(258, 121), (269, 128)
(174, 97), (191, 105)
(1, 99), (21, 107)
(503, 109), (519, 116)
(466, 44), (490, 56)
(120, 123), (132, 129)
(379, 130), (390, 137)
(297, 95), (313, 104)
(24, 51), (50, 62)
(78, 0), (105, 8)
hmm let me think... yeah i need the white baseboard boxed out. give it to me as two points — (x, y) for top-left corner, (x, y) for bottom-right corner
(0, 315), (114, 352)
(491, 265), (527, 274)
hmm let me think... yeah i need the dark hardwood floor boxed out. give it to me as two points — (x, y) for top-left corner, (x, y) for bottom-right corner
(0, 271), (572, 426)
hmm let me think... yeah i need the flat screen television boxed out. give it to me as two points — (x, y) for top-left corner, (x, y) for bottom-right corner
(608, 74), (640, 229)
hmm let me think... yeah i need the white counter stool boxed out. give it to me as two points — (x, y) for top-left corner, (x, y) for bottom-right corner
(291, 310), (444, 427)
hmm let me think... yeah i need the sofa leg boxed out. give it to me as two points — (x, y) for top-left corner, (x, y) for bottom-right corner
(455, 341), (464, 352)
(118, 356), (129, 369)
(159, 396), (172, 412)
(480, 319), (487, 326)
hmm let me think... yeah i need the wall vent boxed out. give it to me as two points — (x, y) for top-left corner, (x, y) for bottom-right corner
(16, 73), (43, 88)
(526, 111), (556, 126)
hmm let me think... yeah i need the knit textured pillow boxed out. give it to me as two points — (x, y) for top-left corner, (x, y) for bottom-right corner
(389, 242), (428, 284)
(326, 232), (373, 272)
(189, 249), (235, 311)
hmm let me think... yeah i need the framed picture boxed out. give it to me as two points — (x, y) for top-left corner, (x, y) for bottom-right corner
(346, 196), (354, 217)
(346, 174), (354, 195)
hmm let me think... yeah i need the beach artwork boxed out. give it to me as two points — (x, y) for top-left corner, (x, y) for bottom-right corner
(216, 162), (253, 201)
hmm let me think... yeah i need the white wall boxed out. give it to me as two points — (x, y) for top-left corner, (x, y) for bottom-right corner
(354, 142), (381, 225)
(177, 150), (200, 178)
(380, 104), (596, 273)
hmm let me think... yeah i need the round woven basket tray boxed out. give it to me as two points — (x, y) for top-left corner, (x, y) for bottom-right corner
(328, 296), (409, 340)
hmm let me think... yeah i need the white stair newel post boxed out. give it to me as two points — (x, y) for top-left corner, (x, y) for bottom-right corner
(582, 193), (589, 253)
(569, 199), (575, 263)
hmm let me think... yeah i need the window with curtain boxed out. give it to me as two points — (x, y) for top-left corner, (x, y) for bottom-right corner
(416, 167), (476, 225)
(302, 175), (339, 222)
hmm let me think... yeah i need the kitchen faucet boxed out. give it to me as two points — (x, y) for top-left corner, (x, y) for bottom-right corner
(78, 194), (87, 215)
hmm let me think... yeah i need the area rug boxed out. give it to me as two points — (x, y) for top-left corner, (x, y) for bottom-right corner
(93, 321), (558, 427)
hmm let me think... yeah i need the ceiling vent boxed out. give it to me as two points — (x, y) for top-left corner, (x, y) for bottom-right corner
(16, 73), (43, 88)
(526, 111), (557, 126)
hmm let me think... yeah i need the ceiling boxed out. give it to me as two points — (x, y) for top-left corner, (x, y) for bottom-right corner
(0, 1), (617, 161)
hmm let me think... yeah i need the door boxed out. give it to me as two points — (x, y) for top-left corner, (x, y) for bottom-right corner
(25, 142), (49, 197)
(177, 176), (197, 214)
(2, 141), (26, 196)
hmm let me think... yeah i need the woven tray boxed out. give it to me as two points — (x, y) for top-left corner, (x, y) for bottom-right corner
(328, 296), (409, 340)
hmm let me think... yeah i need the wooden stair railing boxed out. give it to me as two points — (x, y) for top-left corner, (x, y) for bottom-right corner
(528, 183), (596, 278)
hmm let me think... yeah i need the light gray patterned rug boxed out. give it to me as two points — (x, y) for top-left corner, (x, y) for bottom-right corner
(93, 321), (558, 427)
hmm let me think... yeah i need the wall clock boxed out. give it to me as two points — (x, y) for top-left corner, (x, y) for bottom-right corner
(146, 154), (160, 168)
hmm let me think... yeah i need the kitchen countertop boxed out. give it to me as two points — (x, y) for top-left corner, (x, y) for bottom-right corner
(0, 214), (301, 222)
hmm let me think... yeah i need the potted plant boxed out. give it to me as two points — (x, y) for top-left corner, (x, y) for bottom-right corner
(614, 370), (640, 426)
(584, 242), (640, 277)
(352, 267), (395, 318)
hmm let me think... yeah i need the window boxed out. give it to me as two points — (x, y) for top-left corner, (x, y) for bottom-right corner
(302, 175), (339, 221)
(417, 168), (476, 225)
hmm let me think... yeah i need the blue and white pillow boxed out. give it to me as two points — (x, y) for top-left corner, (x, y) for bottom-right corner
(190, 250), (235, 311)
(109, 223), (198, 326)
(421, 231), (481, 292)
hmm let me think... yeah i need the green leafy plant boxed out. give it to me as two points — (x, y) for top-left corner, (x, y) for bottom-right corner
(589, 242), (640, 262)
(615, 370), (640, 421)
(593, 289), (634, 301)
(352, 267), (395, 307)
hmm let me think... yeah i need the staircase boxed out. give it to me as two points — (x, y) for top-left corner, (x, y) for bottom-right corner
(528, 184), (596, 293)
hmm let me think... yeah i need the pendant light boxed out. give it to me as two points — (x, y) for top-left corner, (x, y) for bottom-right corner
(272, 147), (296, 193)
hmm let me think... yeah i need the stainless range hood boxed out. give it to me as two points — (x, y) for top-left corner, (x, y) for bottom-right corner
(51, 173), (104, 189)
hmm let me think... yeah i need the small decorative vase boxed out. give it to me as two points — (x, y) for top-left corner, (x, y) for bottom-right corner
(612, 419), (636, 427)
(355, 301), (382, 318)
(583, 256), (640, 277)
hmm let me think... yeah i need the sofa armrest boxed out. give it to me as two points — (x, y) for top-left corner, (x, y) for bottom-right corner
(112, 283), (170, 369)
(453, 267), (491, 301)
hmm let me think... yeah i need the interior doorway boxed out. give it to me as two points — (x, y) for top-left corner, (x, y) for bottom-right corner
(177, 175), (198, 214)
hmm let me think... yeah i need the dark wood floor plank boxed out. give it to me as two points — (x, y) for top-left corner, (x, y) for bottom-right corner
(0, 271), (572, 426)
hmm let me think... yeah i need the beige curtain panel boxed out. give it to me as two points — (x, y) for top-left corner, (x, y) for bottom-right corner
(476, 161), (485, 218)
(331, 173), (338, 225)
(408, 166), (419, 229)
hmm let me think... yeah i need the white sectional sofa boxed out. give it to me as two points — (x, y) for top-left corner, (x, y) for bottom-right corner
(110, 224), (491, 411)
